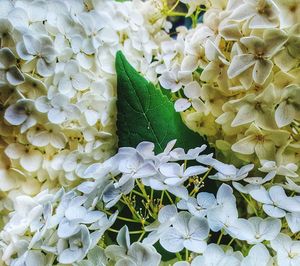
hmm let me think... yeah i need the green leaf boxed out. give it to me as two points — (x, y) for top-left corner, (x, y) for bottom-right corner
(115, 51), (208, 153)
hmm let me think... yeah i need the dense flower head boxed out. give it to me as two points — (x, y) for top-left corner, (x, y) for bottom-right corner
(0, 136), (300, 265)
(1, 0), (300, 265)
(0, 0), (170, 215)
(156, 0), (300, 172)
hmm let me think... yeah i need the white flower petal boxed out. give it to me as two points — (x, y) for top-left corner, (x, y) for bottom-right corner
(174, 98), (191, 112)
(252, 59), (273, 85)
(263, 205), (286, 218)
(275, 102), (295, 128)
(228, 54), (255, 79)
(20, 150), (43, 172)
(160, 227), (184, 252)
(183, 81), (201, 98)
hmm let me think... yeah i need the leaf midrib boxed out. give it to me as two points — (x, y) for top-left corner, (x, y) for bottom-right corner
(120, 57), (164, 153)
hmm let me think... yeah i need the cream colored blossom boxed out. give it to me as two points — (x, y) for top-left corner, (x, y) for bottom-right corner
(231, 124), (290, 160)
(275, 85), (300, 128)
(227, 29), (287, 85)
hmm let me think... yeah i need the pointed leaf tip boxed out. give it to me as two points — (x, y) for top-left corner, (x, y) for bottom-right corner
(115, 52), (209, 153)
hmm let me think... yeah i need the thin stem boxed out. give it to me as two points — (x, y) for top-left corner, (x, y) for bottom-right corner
(150, 188), (154, 203)
(136, 179), (149, 200)
(176, 252), (182, 261)
(131, 189), (146, 199)
(165, 190), (174, 204)
(17, 89), (26, 99)
(121, 195), (140, 220)
(129, 230), (145, 234)
(184, 160), (187, 169)
(185, 249), (189, 261)
(168, 0), (180, 13)
(190, 167), (212, 197)
(160, 190), (165, 206)
(101, 209), (141, 224)
(227, 238), (235, 247)
(108, 228), (144, 235)
(239, 192), (259, 216)
(137, 231), (146, 242)
(108, 228), (119, 233)
(167, 11), (187, 17)
(217, 230), (223, 245)
(200, 167), (212, 183)
(235, 239), (243, 248)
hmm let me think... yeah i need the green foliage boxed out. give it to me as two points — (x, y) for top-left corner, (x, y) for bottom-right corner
(115, 51), (208, 153)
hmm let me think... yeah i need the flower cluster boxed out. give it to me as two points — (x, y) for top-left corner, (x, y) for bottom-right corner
(2, 139), (300, 265)
(0, 0), (169, 219)
(1, 0), (300, 265)
(0, 188), (117, 265)
(156, 0), (300, 170)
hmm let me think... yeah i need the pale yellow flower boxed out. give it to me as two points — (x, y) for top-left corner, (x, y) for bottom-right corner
(182, 111), (218, 137)
(232, 124), (290, 160)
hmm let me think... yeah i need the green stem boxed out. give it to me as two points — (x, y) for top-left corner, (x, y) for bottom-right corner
(150, 188), (154, 202)
(190, 167), (212, 197)
(217, 231), (223, 245)
(121, 195), (140, 220)
(227, 238), (235, 247)
(101, 209), (141, 223)
(108, 228), (119, 233)
(239, 192), (259, 216)
(131, 189), (146, 199)
(176, 252), (183, 261)
(160, 190), (165, 206)
(185, 249), (189, 261)
(108, 228), (144, 234)
(137, 231), (146, 242)
(168, 0), (180, 13)
(167, 11), (187, 17)
(129, 230), (145, 234)
(136, 179), (149, 200)
(165, 190), (174, 204)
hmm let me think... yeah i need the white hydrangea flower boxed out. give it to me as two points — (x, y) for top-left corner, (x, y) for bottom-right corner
(35, 94), (80, 124)
(159, 64), (193, 92)
(241, 243), (273, 266)
(271, 233), (300, 266)
(207, 184), (238, 232)
(27, 124), (67, 149)
(144, 205), (178, 245)
(177, 192), (217, 218)
(0, 47), (24, 86)
(16, 34), (57, 77)
(4, 99), (42, 133)
(228, 29), (287, 85)
(5, 143), (43, 172)
(56, 60), (90, 97)
(250, 186), (300, 218)
(200, 156), (254, 182)
(259, 160), (299, 178)
(192, 243), (243, 266)
(57, 225), (91, 264)
(275, 85), (300, 128)
(274, 0), (300, 28)
(105, 226), (161, 266)
(229, 0), (280, 29)
(159, 211), (209, 253)
(227, 217), (281, 244)
(286, 212), (300, 234)
(159, 162), (208, 186)
(0, 153), (24, 192)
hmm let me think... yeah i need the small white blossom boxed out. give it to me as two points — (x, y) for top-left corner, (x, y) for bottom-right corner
(160, 211), (209, 253)
(271, 233), (300, 266)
